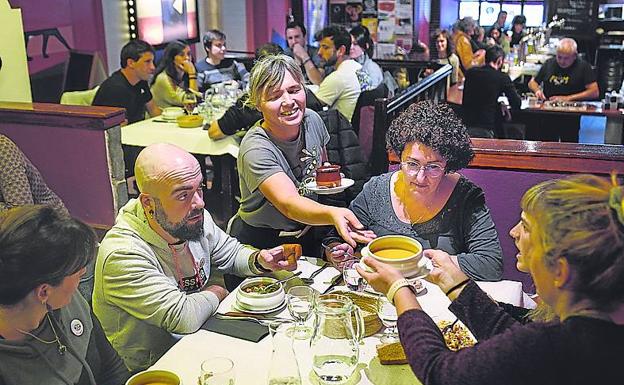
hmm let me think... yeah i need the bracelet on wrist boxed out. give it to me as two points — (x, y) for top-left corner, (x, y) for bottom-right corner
(302, 57), (312, 65)
(445, 278), (470, 296)
(387, 278), (411, 304)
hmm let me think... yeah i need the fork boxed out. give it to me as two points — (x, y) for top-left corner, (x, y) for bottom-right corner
(441, 318), (460, 335)
(301, 263), (329, 285)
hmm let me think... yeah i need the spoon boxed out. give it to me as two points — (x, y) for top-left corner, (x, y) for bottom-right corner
(264, 271), (302, 291)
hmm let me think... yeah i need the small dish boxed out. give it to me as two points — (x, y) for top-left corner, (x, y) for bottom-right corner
(305, 178), (355, 195)
(236, 277), (285, 311)
(176, 114), (204, 128)
(161, 107), (184, 120)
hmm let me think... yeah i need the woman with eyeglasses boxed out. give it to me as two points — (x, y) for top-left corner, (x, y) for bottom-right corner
(325, 101), (503, 281)
(357, 174), (624, 385)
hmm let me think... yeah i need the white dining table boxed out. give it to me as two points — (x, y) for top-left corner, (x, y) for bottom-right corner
(121, 117), (240, 158)
(150, 259), (533, 385)
(121, 117), (241, 218)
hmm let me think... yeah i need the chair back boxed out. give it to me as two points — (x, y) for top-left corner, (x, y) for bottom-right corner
(352, 83), (388, 161)
(60, 86), (99, 106)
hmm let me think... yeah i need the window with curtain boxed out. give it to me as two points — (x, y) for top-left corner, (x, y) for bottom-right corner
(459, 1), (545, 28)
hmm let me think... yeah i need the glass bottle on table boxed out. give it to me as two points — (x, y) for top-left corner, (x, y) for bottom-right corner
(267, 320), (302, 385)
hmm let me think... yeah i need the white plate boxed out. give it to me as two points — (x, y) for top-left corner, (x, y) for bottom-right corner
(233, 299), (286, 314)
(305, 178), (355, 195)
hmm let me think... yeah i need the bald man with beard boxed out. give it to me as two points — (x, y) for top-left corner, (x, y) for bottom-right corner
(93, 143), (296, 372)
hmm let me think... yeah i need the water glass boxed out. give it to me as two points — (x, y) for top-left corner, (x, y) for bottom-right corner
(286, 286), (315, 340)
(377, 297), (399, 343)
(182, 91), (197, 115)
(342, 260), (364, 292)
(199, 357), (235, 385)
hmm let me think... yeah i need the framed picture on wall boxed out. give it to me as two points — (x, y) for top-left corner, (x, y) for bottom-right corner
(134, 0), (200, 48)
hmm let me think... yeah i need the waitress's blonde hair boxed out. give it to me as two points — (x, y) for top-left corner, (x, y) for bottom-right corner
(246, 54), (305, 111)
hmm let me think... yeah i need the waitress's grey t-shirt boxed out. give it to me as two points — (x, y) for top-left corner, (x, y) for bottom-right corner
(237, 109), (330, 230)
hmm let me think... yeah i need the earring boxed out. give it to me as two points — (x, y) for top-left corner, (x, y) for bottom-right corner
(149, 210), (154, 218)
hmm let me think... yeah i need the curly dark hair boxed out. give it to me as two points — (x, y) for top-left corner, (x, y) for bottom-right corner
(386, 101), (474, 172)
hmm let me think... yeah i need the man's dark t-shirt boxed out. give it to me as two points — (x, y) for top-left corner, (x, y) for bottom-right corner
(533, 58), (596, 99)
(92, 70), (152, 124)
(462, 65), (521, 130)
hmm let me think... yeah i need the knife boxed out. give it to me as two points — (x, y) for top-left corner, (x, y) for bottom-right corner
(323, 273), (344, 294)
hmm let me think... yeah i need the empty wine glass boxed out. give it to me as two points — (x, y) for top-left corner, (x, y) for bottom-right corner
(200, 356), (236, 385)
(286, 286), (315, 340)
(182, 91), (197, 115)
(377, 296), (399, 343)
(342, 259), (364, 292)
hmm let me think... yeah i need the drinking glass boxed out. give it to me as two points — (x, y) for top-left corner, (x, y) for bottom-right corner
(377, 297), (399, 343)
(199, 357), (235, 385)
(342, 259), (364, 292)
(182, 91), (197, 115)
(286, 286), (315, 340)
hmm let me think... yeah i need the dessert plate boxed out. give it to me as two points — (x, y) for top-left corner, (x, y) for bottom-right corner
(305, 178), (355, 195)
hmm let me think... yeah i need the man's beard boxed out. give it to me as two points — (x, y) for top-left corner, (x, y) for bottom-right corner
(153, 199), (204, 241)
(323, 54), (338, 68)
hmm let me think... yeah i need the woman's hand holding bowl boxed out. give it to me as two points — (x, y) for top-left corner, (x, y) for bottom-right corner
(424, 249), (469, 295)
(356, 256), (405, 295)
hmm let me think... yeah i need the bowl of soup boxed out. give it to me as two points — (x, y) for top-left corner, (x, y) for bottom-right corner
(236, 277), (285, 311)
(361, 235), (427, 278)
(126, 369), (180, 385)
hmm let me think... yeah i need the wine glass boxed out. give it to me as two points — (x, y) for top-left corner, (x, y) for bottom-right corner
(342, 259), (364, 292)
(182, 91), (197, 115)
(200, 356), (236, 385)
(377, 296), (399, 343)
(286, 286), (315, 340)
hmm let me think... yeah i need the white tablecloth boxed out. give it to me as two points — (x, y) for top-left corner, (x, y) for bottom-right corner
(121, 117), (240, 157)
(151, 259), (530, 385)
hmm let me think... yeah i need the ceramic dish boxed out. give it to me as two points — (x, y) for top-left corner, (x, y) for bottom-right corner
(360, 235), (426, 278)
(304, 178), (355, 195)
(235, 277), (285, 311)
(176, 115), (204, 128)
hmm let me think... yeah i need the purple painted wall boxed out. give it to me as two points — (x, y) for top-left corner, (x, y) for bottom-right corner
(9, 0), (108, 74)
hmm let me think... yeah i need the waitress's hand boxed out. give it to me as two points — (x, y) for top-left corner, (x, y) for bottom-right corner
(356, 256), (404, 295)
(329, 208), (368, 247)
(325, 242), (355, 269)
(424, 249), (469, 294)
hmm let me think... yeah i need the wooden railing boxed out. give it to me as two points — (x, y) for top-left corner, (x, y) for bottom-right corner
(0, 102), (127, 229)
(370, 64), (452, 174)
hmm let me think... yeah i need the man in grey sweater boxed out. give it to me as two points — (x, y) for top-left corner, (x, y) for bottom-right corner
(93, 143), (296, 372)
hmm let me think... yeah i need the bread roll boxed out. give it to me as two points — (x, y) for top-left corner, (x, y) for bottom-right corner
(281, 244), (302, 265)
(376, 342), (408, 365)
